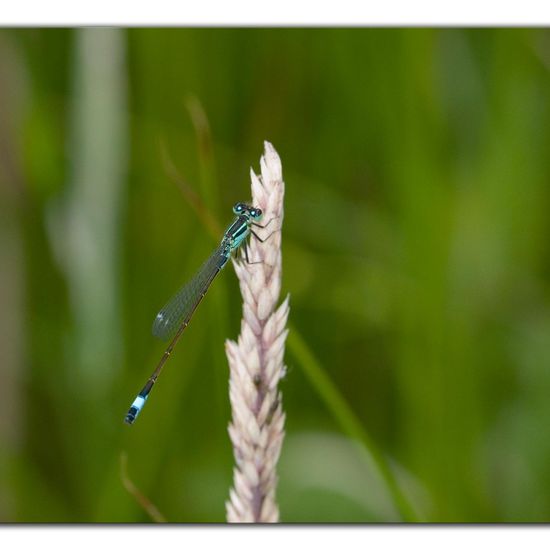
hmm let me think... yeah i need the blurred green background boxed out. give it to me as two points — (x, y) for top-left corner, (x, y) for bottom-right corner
(1, 28), (550, 523)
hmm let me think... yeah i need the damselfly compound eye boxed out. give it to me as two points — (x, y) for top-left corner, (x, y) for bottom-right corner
(233, 202), (245, 214)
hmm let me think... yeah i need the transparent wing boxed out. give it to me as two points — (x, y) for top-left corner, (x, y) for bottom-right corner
(152, 245), (228, 341)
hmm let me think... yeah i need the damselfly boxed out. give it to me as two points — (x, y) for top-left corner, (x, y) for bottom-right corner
(125, 202), (268, 425)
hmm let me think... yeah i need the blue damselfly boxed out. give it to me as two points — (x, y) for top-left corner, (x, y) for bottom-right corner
(125, 202), (268, 425)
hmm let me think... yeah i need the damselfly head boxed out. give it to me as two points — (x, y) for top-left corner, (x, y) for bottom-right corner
(233, 202), (262, 221)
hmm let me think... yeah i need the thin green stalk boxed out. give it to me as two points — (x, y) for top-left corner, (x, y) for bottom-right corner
(287, 326), (419, 522)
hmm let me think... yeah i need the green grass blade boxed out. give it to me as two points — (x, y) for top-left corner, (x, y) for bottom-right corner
(287, 325), (419, 521)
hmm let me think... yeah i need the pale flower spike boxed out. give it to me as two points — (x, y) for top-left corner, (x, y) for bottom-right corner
(225, 141), (289, 523)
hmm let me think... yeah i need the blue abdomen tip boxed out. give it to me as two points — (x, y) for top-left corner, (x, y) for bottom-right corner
(125, 395), (147, 425)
